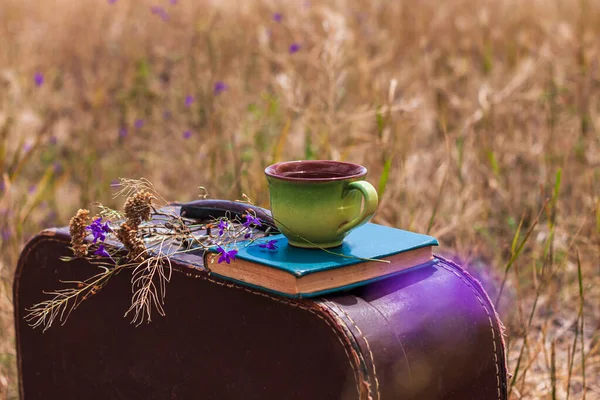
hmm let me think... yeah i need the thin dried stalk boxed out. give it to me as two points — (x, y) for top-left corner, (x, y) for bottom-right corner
(124, 238), (173, 325)
(25, 265), (122, 332)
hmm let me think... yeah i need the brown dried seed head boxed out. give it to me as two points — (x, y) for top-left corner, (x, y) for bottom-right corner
(123, 190), (154, 227)
(69, 209), (90, 257)
(116, 222), (147, 261)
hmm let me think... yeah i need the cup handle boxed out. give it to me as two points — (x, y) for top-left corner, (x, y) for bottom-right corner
(336, 180), (379, 235)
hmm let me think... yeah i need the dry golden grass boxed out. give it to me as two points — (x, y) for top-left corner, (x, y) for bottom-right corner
(1, 0), (599, 398)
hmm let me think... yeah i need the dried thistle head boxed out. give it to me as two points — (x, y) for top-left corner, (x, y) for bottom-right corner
(69, 209), (90, 257)
(123, 190), (154, 227)
(116, 222), (147, 261)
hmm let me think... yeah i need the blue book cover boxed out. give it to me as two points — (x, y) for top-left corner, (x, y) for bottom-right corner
(206, 222), (439, 298)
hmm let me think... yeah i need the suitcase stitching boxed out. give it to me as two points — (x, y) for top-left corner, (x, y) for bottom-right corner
(324, 304), (380, 400)
(435, 260), (502, 400)
(15, 234), (369, 399)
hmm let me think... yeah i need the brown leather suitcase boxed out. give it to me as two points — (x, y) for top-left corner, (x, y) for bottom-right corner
(13, 202), (508, 399)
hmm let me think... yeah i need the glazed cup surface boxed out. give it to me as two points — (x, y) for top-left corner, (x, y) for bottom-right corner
(265, 160), (378, 248)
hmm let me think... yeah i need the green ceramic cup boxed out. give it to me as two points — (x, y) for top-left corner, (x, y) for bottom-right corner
(265, 160), (379, 248)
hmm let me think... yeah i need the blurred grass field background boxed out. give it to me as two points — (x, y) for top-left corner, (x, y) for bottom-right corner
(1, 0), (599, 398)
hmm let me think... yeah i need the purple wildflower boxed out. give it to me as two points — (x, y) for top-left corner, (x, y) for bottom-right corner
(244, 232), (252, 239)
(53, 162), (62, 173)
(134, 119), (144, 129)
(214, 81), (228, 95)
(289, 43), (301, 54)
(119, 128), (128, 137)
(273, 13), (283, 23)
(23, 143), (32, 153)
(86, 217), (111, 244)
(216, 246), (238, 264)
(28, 185), (36, 194)
(1, 229), (11, 241)
(183, 130), (192, 139)
(217, 220), (228, 236)
(45, 210), (57, 225)
(258, 240), (278, 250)
(185, 95), (194, 107)
(151, 6), (169, 21)
(94, 244), (111, 258)
(242, 214), (262, 228)
(49, 136), (57, 144)
(34, 72), (44, 87)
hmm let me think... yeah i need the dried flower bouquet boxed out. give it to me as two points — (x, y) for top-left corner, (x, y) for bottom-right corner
(25, 178), (274, 332)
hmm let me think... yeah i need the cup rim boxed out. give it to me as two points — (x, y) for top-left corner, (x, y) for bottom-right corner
(264, 160), (367, 182)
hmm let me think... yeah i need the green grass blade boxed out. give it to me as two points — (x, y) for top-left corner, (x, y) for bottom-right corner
(596, 199), (600, 234)
(551, 339), (557, 400)
(486, 149), (500, 177)
(377, 157), (393, 198)
(375, 107), (384, 139)
(496, 199), (549, 306)
(549, 168), (562, 228)
(511, 214), (525, 256)
(577, 252), (587, 400)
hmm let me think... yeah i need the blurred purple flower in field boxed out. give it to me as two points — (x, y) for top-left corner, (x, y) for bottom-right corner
(45, 210), (57, 225)
(273, 13), (283, 23)
(49, 136), (57, 144)
(23, 143), (32, 153)
(214, 81), (228, 95)
(183, 130), (192, 139)
(134, 119), (144, 129)
(1, 229), (11, 241)
(34, 72), (44, 87)
(119, 128), (128, 137)
(151, 6), (169, 21)
(28, 185), (36, 194)
(289, 43), (301, 54)
(185, 95), (194, 107)
(53, 162), (62, 173)
(108, 0), (118, 3)
(163, 110), (172, 120)
(169, 0), (177, 4)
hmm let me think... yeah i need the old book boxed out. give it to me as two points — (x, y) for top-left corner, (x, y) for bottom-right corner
(204, 222), (438, 298)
